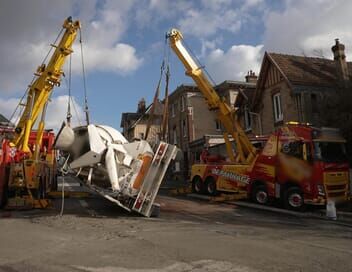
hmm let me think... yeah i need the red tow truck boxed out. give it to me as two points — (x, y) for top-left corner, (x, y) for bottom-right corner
(167, 28), (350, 210)
(247, 123), (350, 209)
(0, 127), (58, 207)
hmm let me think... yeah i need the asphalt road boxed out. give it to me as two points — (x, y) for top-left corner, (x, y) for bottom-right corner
(0, 181), (351, 272)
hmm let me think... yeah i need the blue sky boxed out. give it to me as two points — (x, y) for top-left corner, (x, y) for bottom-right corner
(0, 0), (351, 131)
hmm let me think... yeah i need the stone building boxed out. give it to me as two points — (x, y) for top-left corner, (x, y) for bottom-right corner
(167, 84), (216, 179)
(168, 75), (257, 180)
(251, 39), (352, 135)
(0, 113), (9, 126)
(120, 98), (163, 145)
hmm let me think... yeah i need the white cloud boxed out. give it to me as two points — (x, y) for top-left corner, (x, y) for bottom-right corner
(205, 44), (264, 83)
(264, 0), (352, 59)
(0, 98), (21, 123)
(71, 43), (143, 74)
(45, 95), (85, 129)
(201, 0), (233, 11)
(0, 0), (142, 94)
(177, 4), (241, 38)
(0, 95), (84, 130)
(242, 0), (264, 10)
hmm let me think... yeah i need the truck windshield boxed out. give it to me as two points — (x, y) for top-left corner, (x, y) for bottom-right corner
(313, 142), (347, 163)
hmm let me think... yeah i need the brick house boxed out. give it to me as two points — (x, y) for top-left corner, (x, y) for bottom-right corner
(0, 114), (9, 126)
(250, 39), (351, 135)
(167, 84), (217, 179)
(168, 76), (257, 180)
(120, 98), (163, 145)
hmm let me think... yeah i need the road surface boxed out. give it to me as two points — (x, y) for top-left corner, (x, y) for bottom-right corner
(0, 180), (351, 272)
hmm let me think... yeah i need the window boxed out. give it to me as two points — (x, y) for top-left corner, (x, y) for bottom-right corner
(295, 94), (303, 122)
(180, 96), (185, 112)
(139, 132), (144, 139)
(173, 127), (177, 145)
(182, 119), (187, 137)
(244, 105), (252, 131)
(188, 106), (193, 115)
(171, 103), (175, 117)
(311, 93), (319, 114)
(273, 93), (283, 122)
(314, 142), (348, 163)
(281, 141), (304, 159)
(215, 120), (221, 131)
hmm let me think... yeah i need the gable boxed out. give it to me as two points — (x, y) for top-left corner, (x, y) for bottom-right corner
(252, 52), (290, 108)
(264, 63), (284, 88)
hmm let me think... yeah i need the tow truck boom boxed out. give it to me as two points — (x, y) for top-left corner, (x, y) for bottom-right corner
(167, 29), (256, 164)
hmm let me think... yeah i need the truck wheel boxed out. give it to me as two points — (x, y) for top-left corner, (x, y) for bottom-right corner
(252, 185), (269, 205)
(205, 177), (218, 196)
(51, 174), (58, 191)
(150, 203), (160, 218)
(284, 187), (304, 211)
(35, 177), (47, 199)
(192, 176), (203, 194)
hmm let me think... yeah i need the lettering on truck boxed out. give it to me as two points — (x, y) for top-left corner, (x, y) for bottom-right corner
(211, 168), (250, 185)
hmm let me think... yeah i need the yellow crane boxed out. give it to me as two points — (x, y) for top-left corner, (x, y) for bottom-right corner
(1, 17), (80, 209)
(167, 29), (256, 164)
(13, 17), (80, 156)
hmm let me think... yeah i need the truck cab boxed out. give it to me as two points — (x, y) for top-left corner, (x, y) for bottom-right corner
(250, 123), (350, 210)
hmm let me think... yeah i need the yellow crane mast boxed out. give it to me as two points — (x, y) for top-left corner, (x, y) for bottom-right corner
(3, 17), (80, 209)
(13, 17), (80, 156)
(167, 29), (256, 164)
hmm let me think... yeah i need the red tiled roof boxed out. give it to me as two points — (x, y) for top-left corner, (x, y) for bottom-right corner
(268, 53), (350, 87)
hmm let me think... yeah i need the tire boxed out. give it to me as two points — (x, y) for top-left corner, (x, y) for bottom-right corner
(252, 184), (269, 205)
(284, 187), (304, 211)
(192, 176), (203, 194)
(51, 174), (58, 191)
(205, 177), (218, 196)
(36, 178), (42, 199)
(150, 203), (160, 218)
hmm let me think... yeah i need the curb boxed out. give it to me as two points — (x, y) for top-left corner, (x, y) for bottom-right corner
(230, 201), (352, 225)
(185, 193), (352, 225)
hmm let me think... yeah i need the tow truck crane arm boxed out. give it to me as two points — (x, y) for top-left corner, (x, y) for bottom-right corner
(167, 29), (257, 164)
(13, 17), (80, 155)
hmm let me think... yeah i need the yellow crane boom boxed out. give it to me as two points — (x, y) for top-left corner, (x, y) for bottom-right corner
(13, 17), (80, 155)
(167, 29), (257, 164)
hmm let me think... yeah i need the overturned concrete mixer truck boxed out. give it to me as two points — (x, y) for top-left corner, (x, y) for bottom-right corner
(55, 123), (178, 217)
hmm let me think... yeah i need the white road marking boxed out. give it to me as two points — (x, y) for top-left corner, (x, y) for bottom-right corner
(58, 182), (81, 187)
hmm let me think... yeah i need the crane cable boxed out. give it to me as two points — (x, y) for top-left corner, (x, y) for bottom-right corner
(144, 37), (172, 142)
(8, 28), (64, 126)
(180, 36), (217, 86)
(66, 54), (72, 126)
(79, 28), (90, 125)
(161, 44), (171, 141)
(144, 59), (165, 141)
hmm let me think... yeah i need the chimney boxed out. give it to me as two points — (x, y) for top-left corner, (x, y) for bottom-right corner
(245, 70), (258, 83)
(331, 38), (350, 87)
(137, 98), (146, 113)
